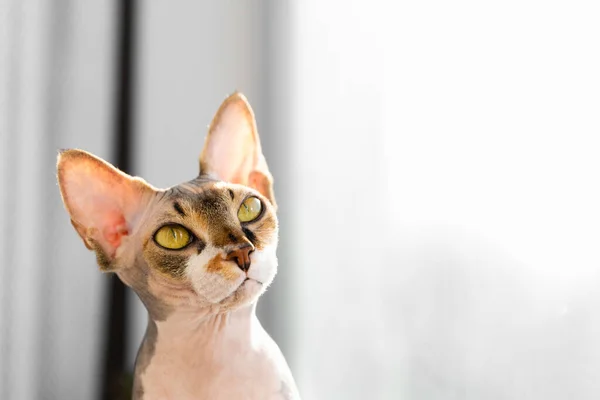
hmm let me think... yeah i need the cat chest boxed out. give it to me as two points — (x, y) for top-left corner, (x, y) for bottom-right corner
(135, 340), (291, 400)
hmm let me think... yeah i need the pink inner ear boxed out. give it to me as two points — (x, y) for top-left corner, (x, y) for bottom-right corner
(200, 94), (261, 184)
(102, 212), (129, 252)
(58, 149), (156, 263)
(204, 124), (255, 184)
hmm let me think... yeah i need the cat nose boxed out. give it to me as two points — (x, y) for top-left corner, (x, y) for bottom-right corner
(226, 244), (254, 272)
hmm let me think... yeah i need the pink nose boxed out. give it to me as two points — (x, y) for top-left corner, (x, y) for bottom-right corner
(226, 244), (254, 271)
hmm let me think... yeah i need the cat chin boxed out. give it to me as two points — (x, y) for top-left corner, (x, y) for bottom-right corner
(216, 278), (266, 310)
(182, 241), (278, 311)
(215, 245), (278, 309)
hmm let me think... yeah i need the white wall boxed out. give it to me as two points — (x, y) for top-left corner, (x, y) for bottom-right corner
(291, 1), (600, 399)
(289, 2), (388, 398)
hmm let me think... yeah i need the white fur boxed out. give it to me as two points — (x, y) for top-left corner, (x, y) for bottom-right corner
(185, 245), (245, 303)
(186, 243), (279, 304)
(247, 243), (278, 288)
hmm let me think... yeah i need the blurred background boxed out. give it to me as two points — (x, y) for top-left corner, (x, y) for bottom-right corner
(2, 0), (600, 399)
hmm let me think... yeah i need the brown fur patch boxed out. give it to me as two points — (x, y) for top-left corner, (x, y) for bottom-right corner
(205, 254), (239, 281)
(143, 238), (190, 280)
(88, 238), (116, 271)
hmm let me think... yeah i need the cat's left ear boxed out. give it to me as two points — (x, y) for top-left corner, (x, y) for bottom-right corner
(199, 92), (276, 207)
(57, 149), (155, 269)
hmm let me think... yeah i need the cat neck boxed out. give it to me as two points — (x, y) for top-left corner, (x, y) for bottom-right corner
(134, 301), (300, 400)
(152, 303), (260, 345)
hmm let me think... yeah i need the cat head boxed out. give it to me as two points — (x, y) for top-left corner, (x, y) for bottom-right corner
(57, 93), (278, 317)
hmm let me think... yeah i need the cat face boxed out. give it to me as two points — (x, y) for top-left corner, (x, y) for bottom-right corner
(132, 178), (278, 313)
(57, 93), (278, 316)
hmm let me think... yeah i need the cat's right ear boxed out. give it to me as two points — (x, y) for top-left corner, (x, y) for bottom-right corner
(57, 149), (155, 269)
(199, 92), (276, 207)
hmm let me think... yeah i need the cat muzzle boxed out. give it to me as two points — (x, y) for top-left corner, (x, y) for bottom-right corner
(226, 244), (254, 272)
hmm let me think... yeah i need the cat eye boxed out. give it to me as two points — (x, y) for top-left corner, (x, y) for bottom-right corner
(154, 224), (192, 250)
(238, 196), (262, 223)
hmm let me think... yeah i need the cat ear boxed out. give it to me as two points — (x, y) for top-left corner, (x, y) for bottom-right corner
(199, 92), (276, 207)
(57, 149), (155, 268)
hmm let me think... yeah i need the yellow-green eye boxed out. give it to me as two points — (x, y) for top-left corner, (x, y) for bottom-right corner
(154, 224), (192, 250)
(238, 196), (262, 223)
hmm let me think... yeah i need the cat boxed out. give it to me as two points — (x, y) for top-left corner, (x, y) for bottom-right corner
(56, 93), (301, 400)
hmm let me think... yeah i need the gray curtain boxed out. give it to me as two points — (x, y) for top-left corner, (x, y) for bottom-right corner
(0, 1), (289, 399)
(1, 1), (114, 399)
